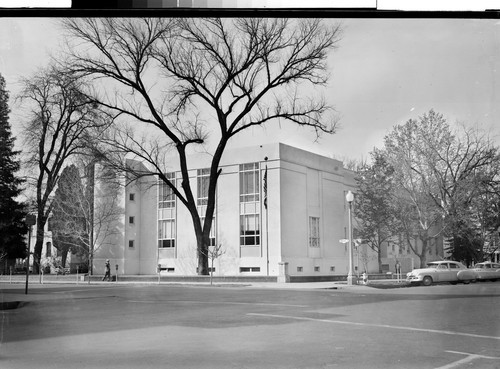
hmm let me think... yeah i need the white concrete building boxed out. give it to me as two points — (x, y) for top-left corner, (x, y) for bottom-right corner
(93, 142), (433, 279)
(93, 143), (368, 278)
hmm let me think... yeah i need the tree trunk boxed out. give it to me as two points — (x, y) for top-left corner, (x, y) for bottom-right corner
(196, 232), (210, 275)
(32, 218), (45, 274)
(377, 247), (383, 273)
(418, 238), (428, 268)
(61, 249), (68, 267)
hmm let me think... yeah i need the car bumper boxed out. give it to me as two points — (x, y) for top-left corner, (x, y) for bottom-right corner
(406, 276), (423, 283)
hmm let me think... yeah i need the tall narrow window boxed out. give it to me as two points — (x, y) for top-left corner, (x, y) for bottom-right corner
(309, 217), (320, 248)
(46, 242), (52, 258)
(197, 168), (216, 247)
(197, 168), (210, 206)
(158, 219), (176, 248)
(239, 163), (260, 247)
(159, 173), (176, 209)
(158, 173), (176, 249)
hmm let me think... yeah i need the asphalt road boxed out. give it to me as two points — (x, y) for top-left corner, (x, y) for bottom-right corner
(1, 282), (499, 369)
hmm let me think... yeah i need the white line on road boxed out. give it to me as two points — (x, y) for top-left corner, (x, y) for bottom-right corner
(434, 351), (500, 369)
(247, 313), (500, 340)
(128, 300), (308, 307)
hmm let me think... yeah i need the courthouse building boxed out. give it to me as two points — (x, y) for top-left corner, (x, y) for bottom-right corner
(93, 142), (431, 279)
(93, 142), (372, 279)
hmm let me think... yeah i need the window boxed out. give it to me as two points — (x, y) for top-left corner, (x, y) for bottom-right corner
(158, 219), (176, 248)
(198, 168), (216, 247)
(46, 242), (51, 258)
(129, 216), (135, 224)
(239, 163), (260, 203)
(314, 266), (320, 272)
(158, 174), (176, 250)
(240, 214), (260, 246)
(309, 217), (320, 248)
(129, 193), (135, 201)
(239, 163), (261, 247)
(159, 267), (175, 272)
(330, 266), (335, 272)
(240, 267), (260, 273)
(297, 266), (303, 272)
(129, 240), (134, 248)
(159, 173), (176, 209)
(197, 168), (210, 206)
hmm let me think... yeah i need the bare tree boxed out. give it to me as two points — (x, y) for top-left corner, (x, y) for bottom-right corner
(61, 18), (342, 275)
(354, 150), (400, 272)
(51, 162), (122, 274)
(202, 243), (226, 285)
(383, 110), (500, 266)
(383, 111), (447, 267)
(19, 65), (109, 273)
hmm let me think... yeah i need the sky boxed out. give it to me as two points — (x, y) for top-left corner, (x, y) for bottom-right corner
(1, 16), (499, 163)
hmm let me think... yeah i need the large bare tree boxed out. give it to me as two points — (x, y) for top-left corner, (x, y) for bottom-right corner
(383, 110), (500, 266)
(383, 111), (448, 267)
(51, 162), (122, 274)
(61, 18), (342, 275)
(20, 65), (109, 273)
(355, 150), (400, 272)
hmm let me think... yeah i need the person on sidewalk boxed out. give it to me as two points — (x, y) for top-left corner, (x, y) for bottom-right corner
(102, 260), (111, 281)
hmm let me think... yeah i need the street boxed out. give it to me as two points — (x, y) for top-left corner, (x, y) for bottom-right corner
(1, 282), (499, 369)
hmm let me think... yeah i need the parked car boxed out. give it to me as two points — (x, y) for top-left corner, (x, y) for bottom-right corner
(406, 260), (476, 286)
(472, 262), (500, 281)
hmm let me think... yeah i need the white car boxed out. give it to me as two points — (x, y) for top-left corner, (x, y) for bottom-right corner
(406, 261), (476, 286)
(472, 262), (500, 281)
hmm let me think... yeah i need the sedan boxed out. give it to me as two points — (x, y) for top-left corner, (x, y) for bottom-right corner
(406, 260), (476, 286)
(472, 262), (500, 281)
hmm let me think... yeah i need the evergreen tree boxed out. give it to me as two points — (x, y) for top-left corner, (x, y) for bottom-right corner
(0, 73), (28, 266)
(50, 165), (87, 267)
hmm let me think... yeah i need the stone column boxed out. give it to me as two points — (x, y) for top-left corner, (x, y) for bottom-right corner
(278, 262), (290, 283)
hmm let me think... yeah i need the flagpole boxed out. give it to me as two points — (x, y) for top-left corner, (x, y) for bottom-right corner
(264, 157), (269, 276)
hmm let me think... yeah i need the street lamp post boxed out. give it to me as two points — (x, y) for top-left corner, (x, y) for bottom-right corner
(346, 191), (356, 285)
(25, 214), (37, 295)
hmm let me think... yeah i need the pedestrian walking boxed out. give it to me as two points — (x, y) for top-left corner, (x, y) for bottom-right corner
(102, 259), (111, 281)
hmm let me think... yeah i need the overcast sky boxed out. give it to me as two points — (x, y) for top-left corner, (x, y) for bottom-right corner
(1, 17), (499, 162)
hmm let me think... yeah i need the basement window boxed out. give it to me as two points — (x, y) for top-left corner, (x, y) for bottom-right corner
(239, 267), (260, 273)
(160, 267), (175, 272)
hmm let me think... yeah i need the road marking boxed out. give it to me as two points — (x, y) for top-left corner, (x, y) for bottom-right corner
(247, 313), (500, 340)
(435, 351), (500, 369)
(128, 300), (308, 308)
(52, 286), (126, 293)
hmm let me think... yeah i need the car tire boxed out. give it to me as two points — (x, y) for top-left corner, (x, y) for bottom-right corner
(422, 276), (433, 286)
(463, 280), (471, 284)
(450, 281), (458, 285)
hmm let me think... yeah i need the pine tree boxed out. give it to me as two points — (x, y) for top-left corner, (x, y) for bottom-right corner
(0, 73), (28, 267)
(50, 165), (87, 268)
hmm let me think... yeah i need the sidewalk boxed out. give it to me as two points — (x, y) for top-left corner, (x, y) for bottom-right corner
(0, 274), (409, 291)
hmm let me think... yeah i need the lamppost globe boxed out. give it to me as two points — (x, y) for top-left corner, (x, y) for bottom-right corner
(346, 190), (354, 203)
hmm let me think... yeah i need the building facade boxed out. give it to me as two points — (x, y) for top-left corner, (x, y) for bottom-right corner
(93, 142), (438, 278)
